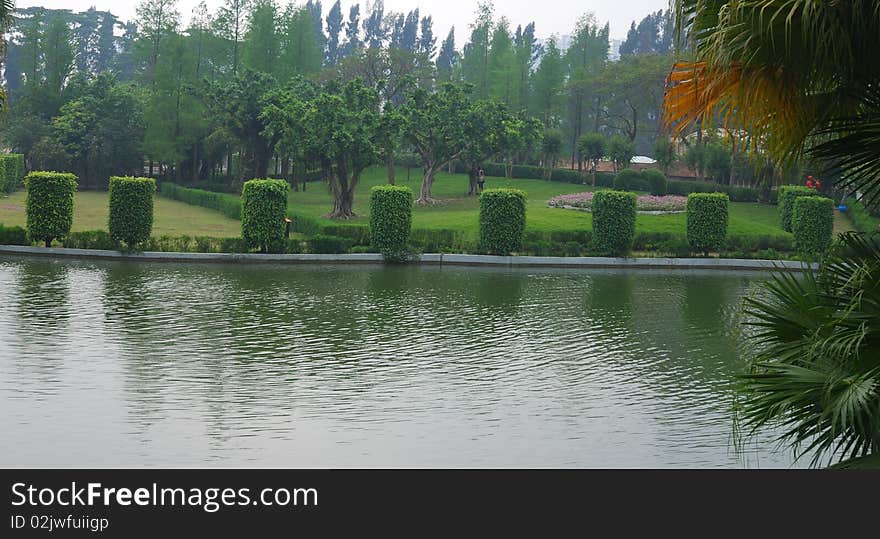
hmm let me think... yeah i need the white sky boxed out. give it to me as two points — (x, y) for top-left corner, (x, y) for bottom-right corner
(16, 0), (670, 41)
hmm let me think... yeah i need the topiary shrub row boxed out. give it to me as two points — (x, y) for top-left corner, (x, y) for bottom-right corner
(779, 185), (816, 232)
(109, 176), (156, 248)
(593, 190), (637, 255)
(25, 172), (78, 247)
(0, 154), (26, 194)
(241, 179), (290, 253)
(793, 196), (834, 256)
(370, 185), (413, 261)
(667, 179), (761, 202)
(479, 189), (527, 255)
(613, 169), (650, 192)
(686, 193), (730, 255)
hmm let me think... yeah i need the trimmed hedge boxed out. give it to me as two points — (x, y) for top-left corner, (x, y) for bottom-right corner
(308, 234), (354, 254)
(779, 186), (816, 232)
(160, 183), (242, 220)
(0, 154), (26, 194)
(593, 190), (637, 255)
(241, 179), (290, 253)
(370, 185), (413, 259)
(793, 196), (834, 256)
(62, 230), (119, 250)
(0, 224), (29, 245)
(25, 172), (77, 247)
(667, 179), (762, 202)
(686, 193), (730, 255)
(844, 200), (880, 233)
(642, 169), (668, 196)
(613, 169), (649, 192)
(479, 189), (527, 255)
(109, 176), (156, 248)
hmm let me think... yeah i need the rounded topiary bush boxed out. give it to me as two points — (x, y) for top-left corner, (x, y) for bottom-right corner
(479, 189), (527, 255)
(642, 169), (668, 196)
(370, 185), (413, 260)
(613, 169), (647, 192)
(109, 176), (156, 249)
(793, 196), (834, 256)
(779, 185), (816, 232)
(593, 190), (637, 256)
(25, 171), (78, 247)
(686, 193), (729, 255)
(242, 179), (290, 253)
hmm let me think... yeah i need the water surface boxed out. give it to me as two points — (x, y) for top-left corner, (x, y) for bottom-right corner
(0, 257), (798, 468)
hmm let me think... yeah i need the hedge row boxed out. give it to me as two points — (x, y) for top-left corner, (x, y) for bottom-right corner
(241, 179), (290, 253)
(686, 193), (729, 255)
(793, 196), (834, 256)
(25, 172), (78, 247)
(160, 182), (242, 220)
(844, 200), (880, 233)
(0, 224), (29, 245)
(109, 176), (156, 248)
(479, 189), (527, 255)
(0, 154), (26, 194)
(667, 179), (762, 202)
(779, 186), (816, 232)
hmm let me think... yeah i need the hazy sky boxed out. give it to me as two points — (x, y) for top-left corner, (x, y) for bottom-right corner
(16, 0), (670, 40)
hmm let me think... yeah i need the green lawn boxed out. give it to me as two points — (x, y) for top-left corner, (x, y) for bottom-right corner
(0, 190), (242, 237)
(288, 166), (790, 240)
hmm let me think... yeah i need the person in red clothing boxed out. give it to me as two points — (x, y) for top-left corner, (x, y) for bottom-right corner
(806, 176), (815, 189)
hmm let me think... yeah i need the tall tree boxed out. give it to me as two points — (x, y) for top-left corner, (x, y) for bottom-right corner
(242, 0), (280, 75)
(487, 18), (516, 105)
(215, 0), (251, 75)
(43, 15), (74, 96)
(305, 0), (325, 56)
(135, 0), (180, 78)
(565, 14), (609, 169)
(513, 22), (538, 113)
(418, 15), (436, 60)
(324, 0), (343, 66)
(279, 4), (323, 78)
(530, 37), (565, 127)
(401, 9), (419, 53)
(460, 1), (492, 99)
(436, 27), (457, 80)
(362, 0), (386, 49)
(341, 4), (361, 58)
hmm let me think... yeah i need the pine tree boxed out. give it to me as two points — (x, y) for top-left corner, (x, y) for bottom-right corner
(363, 0), (386, 49)
(530, 37), (564, 127)
(436, 27), (457, 79)
(461, 1), (493, 99)
(419, 16), (436, 60)
(280, 5), (323, 77)
(242, 0), (279, 75)
(325, 0), (343, 66)
(341, 4), (361, 58)
(487, 18), (516, 104)
(215, 0), (251, 75)
(401, 9), (419, 53)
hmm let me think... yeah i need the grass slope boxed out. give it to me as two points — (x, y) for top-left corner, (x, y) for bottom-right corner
(0, 190), (241, 237)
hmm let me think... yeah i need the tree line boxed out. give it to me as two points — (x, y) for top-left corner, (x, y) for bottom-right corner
(1, 1), (687, 208)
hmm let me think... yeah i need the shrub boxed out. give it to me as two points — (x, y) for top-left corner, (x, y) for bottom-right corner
(308, 234), (354, 254)
(687, 193), (730, 255)
(25, 172), (77, 247)
(0, 154), (25, 194)
(666, 179), (761, 202)
(241, 179), (290, 253)
(160, 183), (242, 220)
(793, 196), (834, 256)
(613, 169), (648, 192)
(642, 169), (668, 196)
(108, 176), (156, 248)
(593, 190), (637, 255)
(62, 230), (118, 250)
(779, 186), (816, 232)
(844, 200), (880, 233)
(322, 224), (372, 246)
(479, 189), (527, 255)
(0, 224), (29, 245)
(219, 237), (247, 253)
(370, 185), (413, 260)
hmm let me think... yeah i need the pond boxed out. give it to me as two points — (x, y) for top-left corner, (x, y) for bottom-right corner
(0, 257), (799, 468)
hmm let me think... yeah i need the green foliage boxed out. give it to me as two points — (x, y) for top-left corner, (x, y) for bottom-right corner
(779, 185), (816, 232)
(308, 234), (354, 254)
(577, 133), (607, 173)
(0, 154), (26, 194)
(370, 185), (413, 260)
(667, 179), (761, 202)
(844, 200), (880, 233)
(160, 183), (242, 220)
(739, 233), (880, 467)
(686, 193), (730, 255)
(241, 179), (290, 253)
(108, 176), (156, 248)
(479, 189), (527, 255)
(608, 135), (635, 172)
(25, 171), (77, 247)
(62, 230), (118, 250)
(792, 196), (834, 256)
(654, 138), (677, 173)
(0, 224), (29, 245)
(613, 169), (648, 192)
(642, 169), (668, 196)
(592, 190), (637, 255)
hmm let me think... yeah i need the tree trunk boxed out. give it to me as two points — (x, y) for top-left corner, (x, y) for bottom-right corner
(387, 152), (396, 185)
(468, 164), (480, 196)
(418, 164), (441, 204)
(329, 170), (357, 219)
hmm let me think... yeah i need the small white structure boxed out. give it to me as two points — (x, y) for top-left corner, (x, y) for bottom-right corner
(631, 156), (658, 165)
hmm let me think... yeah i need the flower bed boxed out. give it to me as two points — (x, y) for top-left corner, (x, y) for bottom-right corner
(549, 192), (688, 213)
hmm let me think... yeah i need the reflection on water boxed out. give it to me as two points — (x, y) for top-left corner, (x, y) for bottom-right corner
(0, 257), (799, 468)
